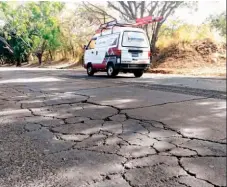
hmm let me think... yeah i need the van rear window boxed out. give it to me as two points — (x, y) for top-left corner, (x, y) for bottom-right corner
(122, 31), (149, 48)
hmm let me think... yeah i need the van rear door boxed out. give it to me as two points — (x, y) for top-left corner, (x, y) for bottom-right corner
(120, 31), (150, 64)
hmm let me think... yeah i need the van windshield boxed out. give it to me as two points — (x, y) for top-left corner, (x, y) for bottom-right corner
(122, 31), (149, 48)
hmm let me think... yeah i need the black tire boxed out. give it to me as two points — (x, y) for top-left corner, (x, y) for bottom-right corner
(107, 63), (117, 77)
(113, 70), (119, 76)
(134, 70), (143, 78)
(87, 64), (94, 76)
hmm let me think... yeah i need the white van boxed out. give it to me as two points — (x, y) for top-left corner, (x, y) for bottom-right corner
(83, 22), (151, 77)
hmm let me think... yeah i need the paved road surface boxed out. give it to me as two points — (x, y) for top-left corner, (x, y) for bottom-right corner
(0, 68), (226, 187)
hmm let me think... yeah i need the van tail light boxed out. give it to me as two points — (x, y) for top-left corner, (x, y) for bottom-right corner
(148, 51), (151, 58)
(112, 48), (121, 56)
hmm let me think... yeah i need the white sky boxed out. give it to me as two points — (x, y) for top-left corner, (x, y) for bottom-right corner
(173, 0), (226, 24)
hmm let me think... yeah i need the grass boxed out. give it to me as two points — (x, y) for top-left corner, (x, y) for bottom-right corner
(150, 23), (226, 77)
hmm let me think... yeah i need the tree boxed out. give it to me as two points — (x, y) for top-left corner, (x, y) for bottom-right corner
(107, 1), (187, 53)
(0, 2), (32, 66)
(0, 2), (64, 65)
(60, 5), (95, 58)
(207, 12), (226, 39)
(60, 3), (108, 63)
(26, 2), (64, 65)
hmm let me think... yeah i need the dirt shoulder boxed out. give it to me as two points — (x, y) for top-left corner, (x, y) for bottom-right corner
(149, 63), (226, 77)
(150, 39), (226, 77)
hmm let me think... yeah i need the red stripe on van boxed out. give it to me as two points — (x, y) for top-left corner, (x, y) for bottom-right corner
(107, 47), (121, 57)
(92, 64), (106, 69)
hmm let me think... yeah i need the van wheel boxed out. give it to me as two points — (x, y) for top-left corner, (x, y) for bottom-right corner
(134, 70), (143, 78)
(87, 64), (94, 76)
(114, 70), (119, 76)
(107, 64), (117, 77)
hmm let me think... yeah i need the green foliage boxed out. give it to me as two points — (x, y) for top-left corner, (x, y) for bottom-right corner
(0, 3), (30, 63)
(59, 4), (99, 61)
(207, 12), (226, 38)
(27, 2), (64, 55)
(0, 2), (64, 64)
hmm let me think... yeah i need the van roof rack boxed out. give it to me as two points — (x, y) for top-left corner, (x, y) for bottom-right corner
(96, 16), (163, 35)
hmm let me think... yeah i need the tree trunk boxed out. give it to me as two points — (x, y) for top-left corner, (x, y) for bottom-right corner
(72, 46), (76, 58)
(72, 49), (75, 58)
(150, 35), (158, 64)
(70, 43), (74, 58)
(150, 40), (156, 54)
(150, 31), (158, 54)
(36, 53), (43, 65)
(36, 41), (46, 65)
(0, 58), (4, 65)
(49, 50), (53, 61)
(38, 55), (42, 65)
(16, 58), (21, 67)
(150, 23), (162, 55)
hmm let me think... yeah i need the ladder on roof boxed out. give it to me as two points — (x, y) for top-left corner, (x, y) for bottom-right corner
(96, 16), (163, 34)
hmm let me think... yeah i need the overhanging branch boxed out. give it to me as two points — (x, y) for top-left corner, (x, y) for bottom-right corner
(0, 36), (13, 54)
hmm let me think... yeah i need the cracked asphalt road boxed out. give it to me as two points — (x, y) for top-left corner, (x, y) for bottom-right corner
(0, 68), (226, 187)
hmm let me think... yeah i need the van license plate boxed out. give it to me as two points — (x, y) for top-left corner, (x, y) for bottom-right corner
(132, 53), (138, 57)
